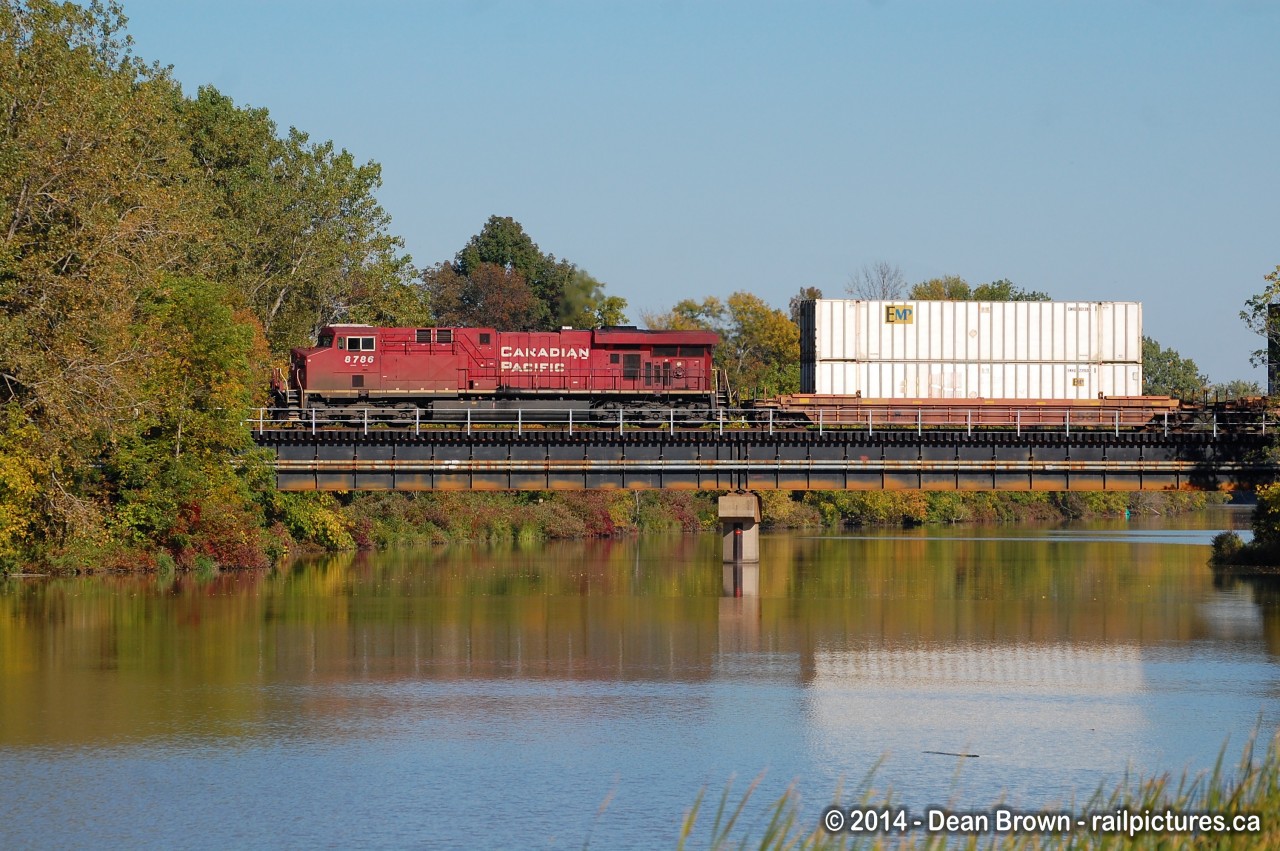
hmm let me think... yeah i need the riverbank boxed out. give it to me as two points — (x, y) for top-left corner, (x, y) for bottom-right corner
(1211, 482), (1279, 568)
(10, 488), (1228, 576)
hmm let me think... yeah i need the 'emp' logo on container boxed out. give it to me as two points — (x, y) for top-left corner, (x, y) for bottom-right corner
(884, 306), (914, 324)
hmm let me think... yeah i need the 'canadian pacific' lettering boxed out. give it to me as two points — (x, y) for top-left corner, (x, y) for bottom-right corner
(500, 345), (590, 374)
(500, 346), (590, 359)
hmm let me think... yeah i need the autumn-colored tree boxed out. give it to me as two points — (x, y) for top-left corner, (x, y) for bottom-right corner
(645, 293), (799, 397)
(0, 1), (426, 563)
(721, 293), (801, 397)
(788, 286), (823, 324)
(0, 0), (211, 533)
(424, 262), (544, 330)
(0, 405), (44, 565)
(642, 296), (725, 332)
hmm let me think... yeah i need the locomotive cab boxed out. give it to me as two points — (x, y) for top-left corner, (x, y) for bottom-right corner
(283, 324), (383, 408)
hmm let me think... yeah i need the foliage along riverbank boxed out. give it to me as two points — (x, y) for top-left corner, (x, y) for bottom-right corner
(15, 487), (1224, 576)
(1212, 483), (1280, 569)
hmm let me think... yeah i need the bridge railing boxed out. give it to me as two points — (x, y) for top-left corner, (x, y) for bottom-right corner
(252, 406), (755, 436)
(246, 405), (1274, 438)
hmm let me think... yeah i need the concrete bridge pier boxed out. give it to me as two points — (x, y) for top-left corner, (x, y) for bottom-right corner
(719, 492), (760, 566)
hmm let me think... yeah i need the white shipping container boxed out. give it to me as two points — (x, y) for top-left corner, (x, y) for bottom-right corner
(800, 300), (1143, 364)
(802, 360), (1143, 400)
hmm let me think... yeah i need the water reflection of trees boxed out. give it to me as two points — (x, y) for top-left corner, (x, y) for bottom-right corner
(0, 530), (1246, 746)
(1211, 571), (1280, 656)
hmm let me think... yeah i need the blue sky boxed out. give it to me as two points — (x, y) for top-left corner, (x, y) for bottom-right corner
(122, 0), (1278, 382)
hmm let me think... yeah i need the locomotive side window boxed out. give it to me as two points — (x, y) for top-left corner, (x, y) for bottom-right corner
(437, 329), (453, 344)
(337, 337), (345, 350)
(349, 336), (376, 351)
(610, 354), (620, 364)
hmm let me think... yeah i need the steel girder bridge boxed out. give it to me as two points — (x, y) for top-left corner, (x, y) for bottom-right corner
(253, 420), (1279, 493)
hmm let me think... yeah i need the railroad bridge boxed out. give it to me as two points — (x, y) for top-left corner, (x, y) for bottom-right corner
(252, 408), (1278, 494)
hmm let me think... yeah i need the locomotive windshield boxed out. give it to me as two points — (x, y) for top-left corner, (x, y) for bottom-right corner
(318, 334), (334, 348)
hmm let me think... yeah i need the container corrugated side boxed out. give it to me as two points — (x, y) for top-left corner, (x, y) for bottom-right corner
(806, 361), (1142, 400)
(807, 300), (1142, 364)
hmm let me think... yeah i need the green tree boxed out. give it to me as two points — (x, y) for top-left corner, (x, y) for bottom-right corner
(0, 1), (424, 562)
(1142, 336), (1207, 399)
(568, 292), (628, 328)
(1240, 263), (1280, 367)
(908, 275), (1049, 301)
(971, 278), (1050, 301)
(908, 275), (972, 299)
(456, 215), (544, 282)
(446, 215), (624, 329)
(1211, 379), (1262, 400)
(179, 87), (424, 353)
(102, 277), (273, 566)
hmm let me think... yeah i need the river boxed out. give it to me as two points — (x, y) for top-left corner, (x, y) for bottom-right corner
(2, 507), (1276, 848)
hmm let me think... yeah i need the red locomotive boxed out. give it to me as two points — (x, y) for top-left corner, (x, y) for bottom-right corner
(271, 324), (722, 418)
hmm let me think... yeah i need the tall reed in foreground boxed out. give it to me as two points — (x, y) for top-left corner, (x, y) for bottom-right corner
(676, 734), (1280, 850)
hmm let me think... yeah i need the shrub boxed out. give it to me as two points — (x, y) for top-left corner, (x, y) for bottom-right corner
(758, 490), (823, 528)
(269, 492), (355, 551)
(1211, 531), (1244, 564)
(1253, 483), (1280, 547)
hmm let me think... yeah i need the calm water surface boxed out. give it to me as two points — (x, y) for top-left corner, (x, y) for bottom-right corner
(2, 508), (1277, 849)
